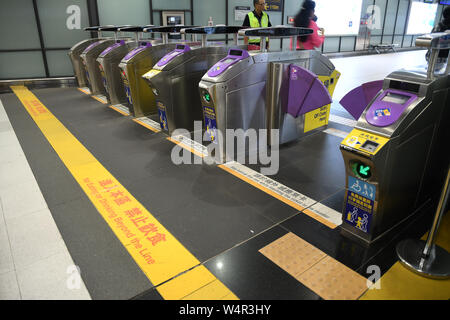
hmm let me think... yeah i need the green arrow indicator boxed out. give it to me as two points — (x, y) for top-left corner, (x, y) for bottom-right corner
(358, 165), (371, 178)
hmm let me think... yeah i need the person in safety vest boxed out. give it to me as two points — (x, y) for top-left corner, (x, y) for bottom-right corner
(242, 0), (272, 50)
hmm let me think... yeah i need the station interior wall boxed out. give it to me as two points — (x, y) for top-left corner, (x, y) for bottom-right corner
(0, 0), (447, 79)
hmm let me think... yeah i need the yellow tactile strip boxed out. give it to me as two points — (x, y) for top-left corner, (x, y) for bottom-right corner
(259, 233), (327, 278)
(10, 85), (238, 300)
(298, 256), (368, 300)
(259, 232), (368, 300)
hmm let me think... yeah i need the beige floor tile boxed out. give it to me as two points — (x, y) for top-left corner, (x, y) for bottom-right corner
(0, 270), (21, 300)
(16, 250), (91, 300)
(0, 157), (36, 189)
(6, 208), (65, 269)
(0, 219), (15, 275)
(1, 179), (48, 221)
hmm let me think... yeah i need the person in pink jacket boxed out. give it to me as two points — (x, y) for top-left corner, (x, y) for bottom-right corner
(290, 0), (325, 50)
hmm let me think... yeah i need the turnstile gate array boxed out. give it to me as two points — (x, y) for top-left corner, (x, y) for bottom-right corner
(142, 26), (248, 134)
(79, 26), (119, 98)
(117, 25), (200, 118)
(68, 26), (105, 89)
(96, 25), (161, 107)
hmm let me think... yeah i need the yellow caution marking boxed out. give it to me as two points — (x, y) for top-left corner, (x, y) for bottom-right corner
(77, 87), (91, 95)
(182, 280), (239, 300)
(132, 118), (160, 133)
(10, 85), (237, 299)
(303, 208), (338, 229)
(219, 162), (341, 228)
(167, 136), (207, 159)
(91, 95), (108, 104)
(157, 265), (217, 300)
(218, 164), (306, 212)
(108, 104), (130, 116)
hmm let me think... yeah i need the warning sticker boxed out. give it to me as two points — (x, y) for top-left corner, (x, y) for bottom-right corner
(348, 176), (375, 201)
(203, 105), (218, 144)
(157, 101), (168, 131)
(124, 82), (132, 105)
(344, 191), (373, 233)
(304, 105), (330, 133)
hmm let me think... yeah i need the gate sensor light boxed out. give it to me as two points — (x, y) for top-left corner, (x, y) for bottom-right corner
(203, 92), (211, 103)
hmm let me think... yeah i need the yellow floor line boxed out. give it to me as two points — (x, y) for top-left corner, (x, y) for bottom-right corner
(218, 164), (306, 213)
(77, 87), (90, 95)
(165, 133), (339, 229)
(219, 163), (339, 229)
(108, 105), (130, 116)
(132, 118), (160, 133)
(167, 137), (206, 158)
(157, 265), (239, 300)
(91, 95), (107, 104)
(10, 85), (237, 300)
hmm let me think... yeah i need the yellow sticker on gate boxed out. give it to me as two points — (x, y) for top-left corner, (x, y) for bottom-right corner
(341, 128), (389, 155)
(142, 69), (161, 79)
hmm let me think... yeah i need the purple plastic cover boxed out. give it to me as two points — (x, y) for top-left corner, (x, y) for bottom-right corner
(286, 65), (331, 118)
(82, 41), (102, 54)
(100, 40), (125, 56)
(339, 80), (383, 120)
(362, 80), (383, 106)
(207, 49), (250, 77)
(365, 89), (417, 127)
(124, 42), (152, 60)
(156, 44), (191, 67)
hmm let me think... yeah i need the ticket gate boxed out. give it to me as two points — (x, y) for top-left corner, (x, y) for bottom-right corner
(79, 26), (118, 98)
(117, 25), (199, 118)
(198, 27), (340, 161)
(142, 26), (247, 134)
(68, 26), (103, 89)
(339, 31), (450, 243)
(96, 25), (161, 107)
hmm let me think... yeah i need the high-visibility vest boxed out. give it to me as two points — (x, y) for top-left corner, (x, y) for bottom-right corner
(248, 11), (269, 44)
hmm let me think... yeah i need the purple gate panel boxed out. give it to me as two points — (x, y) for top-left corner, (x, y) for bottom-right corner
(82, 41), (101, 54)
(156, 44), (191, 67)
(124, 42), (152, 60)
(286, 64), (332, 118)
(339, 80), (383, 120)
(100, 40), (125, 56)
(297, 80), (332, 116)
(362, 80), (384, 107)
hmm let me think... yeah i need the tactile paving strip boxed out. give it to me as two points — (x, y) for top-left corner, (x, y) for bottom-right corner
(297, 256), (368, 300)
(259, 232), (327, 278)
(259, 232), (368, 300)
